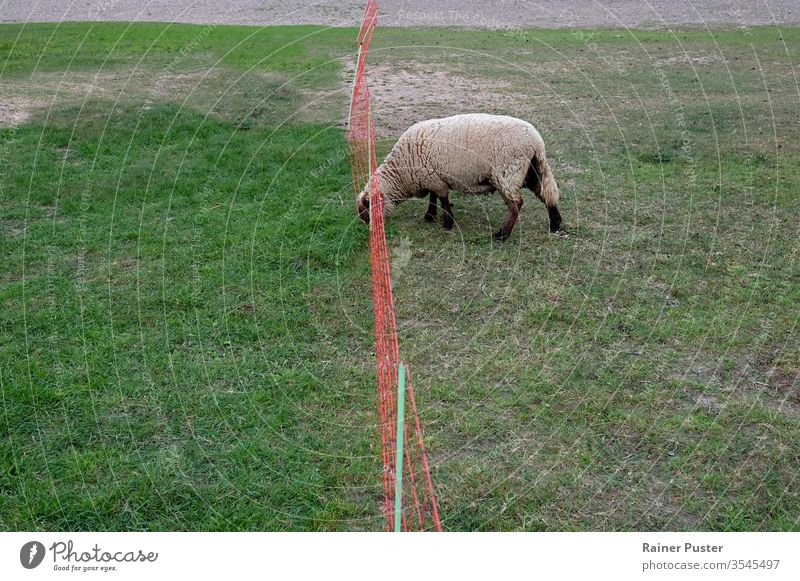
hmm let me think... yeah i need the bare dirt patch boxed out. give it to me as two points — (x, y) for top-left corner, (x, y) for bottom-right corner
(25, 71), (118, 98)
(670, 349), (800, 421)
(343, 58), (526, 136)
(734, 353), (800, 420)
(0, 96), (47, 127)
(149, 69), (224, 99)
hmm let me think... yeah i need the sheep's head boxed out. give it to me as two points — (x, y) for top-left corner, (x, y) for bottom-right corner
(355, 173), (397, 225)
(356, 189), (370, 225)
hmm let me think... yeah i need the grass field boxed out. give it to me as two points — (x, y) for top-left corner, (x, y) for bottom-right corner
(1, 22), (798, 531)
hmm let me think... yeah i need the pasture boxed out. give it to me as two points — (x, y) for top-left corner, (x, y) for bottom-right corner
(1, 22), (798, 530)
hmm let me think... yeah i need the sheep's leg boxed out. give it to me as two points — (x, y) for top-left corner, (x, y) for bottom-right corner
(529, 170), (561, 231)
(423, 191), (438, 222)
(440, 196), (455, 231)
(548, 206), (562, 233)
(526, 155), (563, 233)
(493, 196), (523, 242)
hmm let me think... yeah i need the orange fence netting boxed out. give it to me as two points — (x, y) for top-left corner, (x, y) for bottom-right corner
(346, 0), (442, 532)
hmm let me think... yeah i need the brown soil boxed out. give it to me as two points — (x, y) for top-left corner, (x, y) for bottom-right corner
(2, 1), (798, 29)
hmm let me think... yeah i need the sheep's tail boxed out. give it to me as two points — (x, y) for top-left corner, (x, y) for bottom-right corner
(527, 153), (560, 208)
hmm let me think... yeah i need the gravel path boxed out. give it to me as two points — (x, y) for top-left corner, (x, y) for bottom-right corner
(1, 0), (798, 29)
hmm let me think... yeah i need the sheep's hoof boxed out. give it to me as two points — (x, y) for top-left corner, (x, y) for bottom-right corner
(492, 230), (510, 242)
(424, 213), (436, 223)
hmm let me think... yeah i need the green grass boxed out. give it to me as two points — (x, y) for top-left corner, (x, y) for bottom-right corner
(1, 22), (798, 531)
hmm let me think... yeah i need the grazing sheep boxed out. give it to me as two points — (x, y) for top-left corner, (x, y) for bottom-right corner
(356, 113), (562, 241)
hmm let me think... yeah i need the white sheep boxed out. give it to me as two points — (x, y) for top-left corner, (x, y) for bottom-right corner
(356, 113), (562, 240)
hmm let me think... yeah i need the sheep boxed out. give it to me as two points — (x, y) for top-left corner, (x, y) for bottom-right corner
(355, 113), (562, 241)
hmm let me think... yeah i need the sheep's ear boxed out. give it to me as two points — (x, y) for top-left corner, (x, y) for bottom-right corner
(357, 196), (370, 224)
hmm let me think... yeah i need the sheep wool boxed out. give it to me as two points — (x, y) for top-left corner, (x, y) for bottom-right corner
(356, 113), (562, 240)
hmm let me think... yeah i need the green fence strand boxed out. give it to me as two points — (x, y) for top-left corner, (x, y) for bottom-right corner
(394, 363), (406, 532)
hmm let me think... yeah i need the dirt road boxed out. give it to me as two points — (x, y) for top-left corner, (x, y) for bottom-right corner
(1, 0), (798, 29)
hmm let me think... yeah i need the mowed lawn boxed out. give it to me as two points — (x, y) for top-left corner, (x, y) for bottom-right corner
(0, 22), (797, 531)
